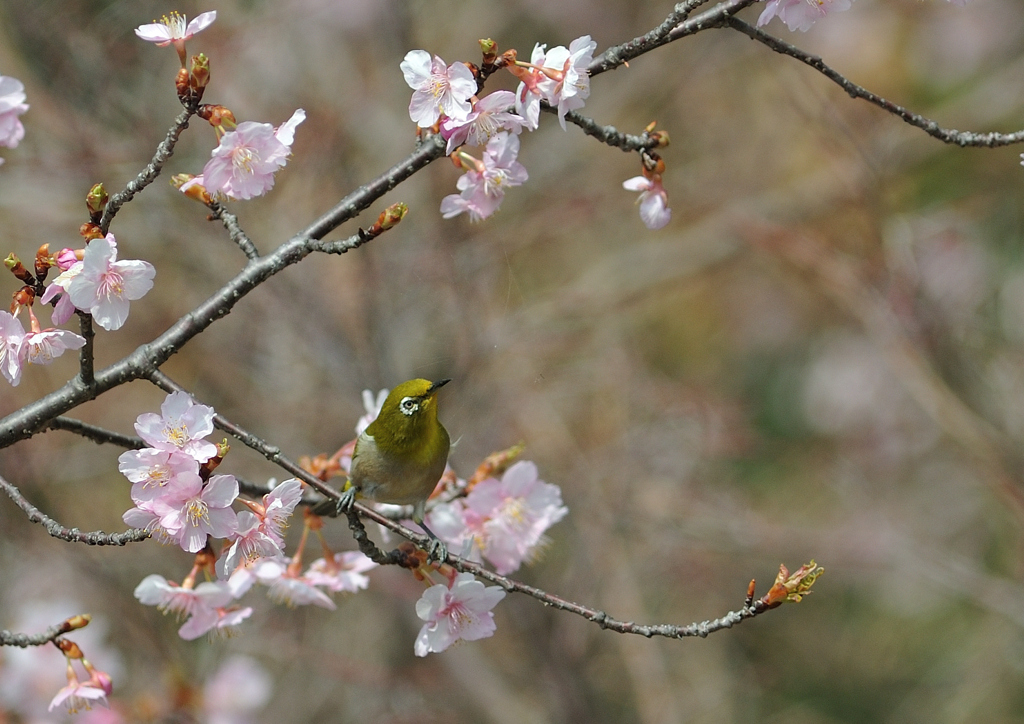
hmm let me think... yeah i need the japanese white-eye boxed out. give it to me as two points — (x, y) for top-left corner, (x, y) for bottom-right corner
(334, 378), (451, 562)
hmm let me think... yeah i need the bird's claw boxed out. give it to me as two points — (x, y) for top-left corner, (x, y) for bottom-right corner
(425, 537), (448, 565)
(335, 486), (356, 516)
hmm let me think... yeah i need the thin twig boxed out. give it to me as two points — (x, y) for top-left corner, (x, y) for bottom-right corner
(0, 472), (150, 546)
(726, 17), (1024, 148)
(1, 622), (76, 648)
(76, 312), (95, 387)
(557, 107), (662, 152)
(98, 106), (196, 233)
(146, 370), (342, 502)
(208, 201), (260, 260)
(43, 417), (144, 449)
(348, 498), (776, 639)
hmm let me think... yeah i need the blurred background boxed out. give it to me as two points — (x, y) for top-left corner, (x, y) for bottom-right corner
(2, 0), (1024, 721)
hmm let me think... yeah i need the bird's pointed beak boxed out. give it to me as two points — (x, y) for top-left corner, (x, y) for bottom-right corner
(427, 378), (451, 396)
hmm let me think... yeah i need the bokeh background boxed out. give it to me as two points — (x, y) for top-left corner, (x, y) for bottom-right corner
(2, 0), (1024, 721)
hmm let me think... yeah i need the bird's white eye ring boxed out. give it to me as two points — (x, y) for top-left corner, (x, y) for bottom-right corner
(400, 397), (418, 415)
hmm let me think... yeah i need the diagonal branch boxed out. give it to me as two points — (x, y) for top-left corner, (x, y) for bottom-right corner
(0, 471), (150, 545)
(725, 17), (1024, 148)
(43, 417), (144, 449)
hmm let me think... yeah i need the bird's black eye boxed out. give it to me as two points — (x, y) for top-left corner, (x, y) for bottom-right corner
(400, 397), (419, 415)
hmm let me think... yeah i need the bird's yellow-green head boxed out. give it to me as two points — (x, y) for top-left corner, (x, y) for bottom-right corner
(365, 378), (450, 456)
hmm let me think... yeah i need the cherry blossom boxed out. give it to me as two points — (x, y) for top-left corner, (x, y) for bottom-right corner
(441, 132), (528, 221)
(757, 0), (853, 32)
(66, 234), (155, 331)
(134, 390), (218, 463)
(537, 35), (596, 130)
(159, 473), (239, 553)
(259, 478), (304, 546)
(119, 448), (201, 503)
(216, 510), (285, 579)
(178, 603), (253, 640)
(0, 311), (26, 386)
(400, 50), (476, 128)
(256, 558), (337, 609)
(48, 668), (108, 714)
(304, 551), (377, 593)
(202, 656), (273, 724)
(414, 572), (506, 656)
(0, 75), (29, 155)
(202, 110), (305, 200)
(440, 91), (526, 154)
(40, 261), (83, 327)
(133, 574), (239, 640)
(623, 174), (672, 230)
(509, 43), (551, 131)
(135, 11), (216, 65)
(21, 328), (85, 366)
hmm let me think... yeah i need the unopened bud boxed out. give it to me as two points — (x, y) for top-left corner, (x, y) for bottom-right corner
(56, 639), (84, 659)
(198, 104), (236, 129)
(12, 286), (34, 312)
(650, 130), (670, 148)
(65, 614), (92, 631)
(479, 38), (497, 66)
(175, 67), (190, 100)
(190, 53), (210, 102)
(85, 183), (108, 219)
(172, 174), (213, 204)
(34, 244), (53, 281)
(80, 222), (104, 241)
(199, 439), (230, 477)
(378, 202), (408, 231)
(4, 254), (33, 284)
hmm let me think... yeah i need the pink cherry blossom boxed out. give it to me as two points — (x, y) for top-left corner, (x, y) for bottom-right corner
(134, 11), (216, 45)
(414, 572), (506, 656)
(48, 668), (108, 714)
(257, 558), (337, 609)
(21, 328), (85, 366)
(202, 656), (273, 724)
(122, 499), (180, 544)
(40, 262), (83, 327)
(118, 448), (200, 503)
(757, 0), (853, 32)
(160, 474), (239, 553)
(305, 551), (377, 593)
(0, 311), (26, 386)
(440, 91), (526, 154)
(260, 478), (304, 546)
(401, 50), (476, 128)
(134, 390), (218, 462)
(177, 603), (253, 640)
(202, 110), (305, 200)
(623, 174), (672, 230)
(0, 76), (29, 153)
(66, 234), (155, 331)
(133, 574), (239, 640)
(464, 461), (567, 575)
(537, 35), (596, 130)
(441, 132), (528, 221)
(216, 510), (284, 579)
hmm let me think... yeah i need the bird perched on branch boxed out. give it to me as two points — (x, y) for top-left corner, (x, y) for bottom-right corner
(329, 378), (451, 562)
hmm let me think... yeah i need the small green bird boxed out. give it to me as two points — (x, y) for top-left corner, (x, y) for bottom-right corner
(334, 378), (451, 562)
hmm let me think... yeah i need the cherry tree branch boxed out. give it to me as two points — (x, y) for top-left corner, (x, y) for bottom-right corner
(725, 17), (1024, 147)
(1, 622), (78, 648)
(76, 313), (95, 386)
(43, 417), (143, 449)
(208, 201), (260, 260)
(0, 471), (149, 545)
(98, 105), (197, 234)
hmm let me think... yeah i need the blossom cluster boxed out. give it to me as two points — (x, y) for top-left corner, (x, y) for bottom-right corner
(0, 75), (28, 164)
(757, 0), (970, 32)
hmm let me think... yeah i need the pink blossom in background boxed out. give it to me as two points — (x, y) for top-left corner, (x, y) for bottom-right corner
(0, 311), (26, 385)
(623, 174), (672, 230)
(66, 234), (155, 331)
(537, 35), (597, 129)
(414, 572), (506, 656)
(440, 91), (526, 154)
(134, 390), (218, 462)
(356, 388), (388, 435)
(0, 75), (28, 153)
(48, 669), (108, 714)
(202, 109), (305, 200)
(178, 603), (253, 641)
(400, 50), (476, 128)
(304, 551), (377, 593)
(756, 0), (853, 32)
(202, 655), (273, 724)
(134, 11), (216, 45)
(20, 327), (85, 366)
(255, 558), (337, 609)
